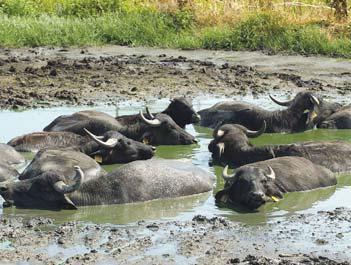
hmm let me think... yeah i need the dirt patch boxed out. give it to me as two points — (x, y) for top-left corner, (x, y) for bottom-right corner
(0, 46), (350, 109)
(0, 208), (350, 264)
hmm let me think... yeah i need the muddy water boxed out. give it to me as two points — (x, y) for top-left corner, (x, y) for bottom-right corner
(1, 96), (351, 226)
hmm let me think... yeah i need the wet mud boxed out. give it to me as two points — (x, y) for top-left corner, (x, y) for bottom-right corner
(0, 208), (350, 264)
(0, 46), (350, 109)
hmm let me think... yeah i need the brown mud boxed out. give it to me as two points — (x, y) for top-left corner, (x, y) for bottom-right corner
(0, 46), (350, 109)
(0, 208), (350, 264)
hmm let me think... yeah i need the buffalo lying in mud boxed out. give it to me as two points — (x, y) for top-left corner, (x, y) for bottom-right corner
(318, 105), (351, 129)
(8, 129), (155, 164)
(0, 144), (24, 181)
(8, 131), (89, 152)
(116, 97), (201, 128)
(0, 143), (25, 166)
(209, 122), (351, 173)
(44, 110), (197, 145)
(19, 149), (106, 181)
(198, 91), (320, 133)
(0, 163), (19, 182)
(215, 157), (336, 210)
(0, 159), (215, 209)
(81, 129), (155, 164)
(270, 94), (350, 129)
(44, 110), (120, 135)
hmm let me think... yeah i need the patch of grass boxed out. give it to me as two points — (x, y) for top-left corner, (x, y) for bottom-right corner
(0, 1), (350, 57)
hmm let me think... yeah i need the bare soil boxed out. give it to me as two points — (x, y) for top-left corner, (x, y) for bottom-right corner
(0, 46), (350, 109)
(0, 208), (350, 264)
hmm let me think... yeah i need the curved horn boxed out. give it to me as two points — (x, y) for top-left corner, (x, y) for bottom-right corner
(222, 165), (235, 182)
(266, 166), (276, 180)
(84, 128), (118, 149)
(269, 94), (293, 107)
(145, 107), (155, 119)
(139, 111), (161, 127)
(244, 121), (266, 138)
(310, 95), (320, 106)
(53, 166), (84, 194)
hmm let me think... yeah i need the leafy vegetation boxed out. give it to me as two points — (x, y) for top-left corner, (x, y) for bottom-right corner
(0, 0), (350, 57)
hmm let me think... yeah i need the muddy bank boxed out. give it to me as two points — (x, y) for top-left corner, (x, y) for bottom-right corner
(0, 208), (350, 264)
(0, 46), (350, 109)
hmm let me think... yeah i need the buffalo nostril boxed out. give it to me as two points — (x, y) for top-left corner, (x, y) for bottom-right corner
(193, 139), (198, 144)
(193, 114), (201, 122)
(0, 186), (8, 192)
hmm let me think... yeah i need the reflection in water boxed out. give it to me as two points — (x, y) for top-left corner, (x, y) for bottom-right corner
(1, 97), (351, 225)
(2, 192), (211, 225)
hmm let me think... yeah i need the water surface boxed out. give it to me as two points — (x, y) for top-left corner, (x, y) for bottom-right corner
(1, 96), (351, 226)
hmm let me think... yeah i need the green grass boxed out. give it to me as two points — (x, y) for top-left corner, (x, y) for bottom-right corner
(0, 5), (350, 57)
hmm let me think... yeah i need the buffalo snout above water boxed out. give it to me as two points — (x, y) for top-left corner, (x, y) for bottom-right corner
(0, 159), (215, 210)
(116, 97), (200, 128)
(209, 122), (351, 173)
(199, 91), (321, 133)
(215, 157), (336, 210)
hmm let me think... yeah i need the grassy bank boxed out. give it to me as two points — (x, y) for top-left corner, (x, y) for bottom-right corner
(0, 0), (350, 57)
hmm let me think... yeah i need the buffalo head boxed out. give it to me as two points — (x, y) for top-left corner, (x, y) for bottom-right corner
(215, 165), (282, 210)
(163, 97), (201, 127)
(270, 91), (320, 127)
(0, 166), (83, 209)
(209, 121), (266, 161)
(83, 129), (155, 164)
(140, 112), (197, 145)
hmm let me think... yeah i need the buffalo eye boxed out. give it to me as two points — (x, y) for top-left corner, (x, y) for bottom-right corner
(0, 187), (8, 192)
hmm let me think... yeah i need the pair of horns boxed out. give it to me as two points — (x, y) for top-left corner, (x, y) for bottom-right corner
(53, 166), (84, 194)
(221, 165), (276, 182)
(217, 121), (266, 139)
(84, 128), (119, 148)
(270, 94), (320, 107)
(237, 121), (266, 138)
(140, 108), (161, 127)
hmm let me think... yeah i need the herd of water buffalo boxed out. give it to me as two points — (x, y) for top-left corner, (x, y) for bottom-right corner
(0, 91), (351, 210)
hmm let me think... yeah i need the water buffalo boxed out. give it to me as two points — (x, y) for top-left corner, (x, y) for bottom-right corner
(209, 122), (351, 173)
(43, 110), (197, 145)
(81, 129), (155, 164)
(270, 94), (348, 129)
(116, 97), (201, 128)
(0, 143), (25, 166)
(19, 149), (106, 181)
(44, 110), (120, 135)
(318, 105), (351, 129)
(0, 162), (19, 182)
(0, 159), (215, 209)
(8, 130), (155, 164)
(7, 131), (89, 152)
(215, 157), (336, 210)
(198, 91), (320, 133)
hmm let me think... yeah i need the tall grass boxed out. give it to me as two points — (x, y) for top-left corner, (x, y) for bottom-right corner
(0, 0), (350, 57)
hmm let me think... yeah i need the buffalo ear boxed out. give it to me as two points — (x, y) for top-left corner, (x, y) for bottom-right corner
(62, 195), (78, 210)
(215, 189), (229, 203)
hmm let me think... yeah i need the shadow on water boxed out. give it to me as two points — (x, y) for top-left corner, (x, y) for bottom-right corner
(1, 96), (351, 226)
